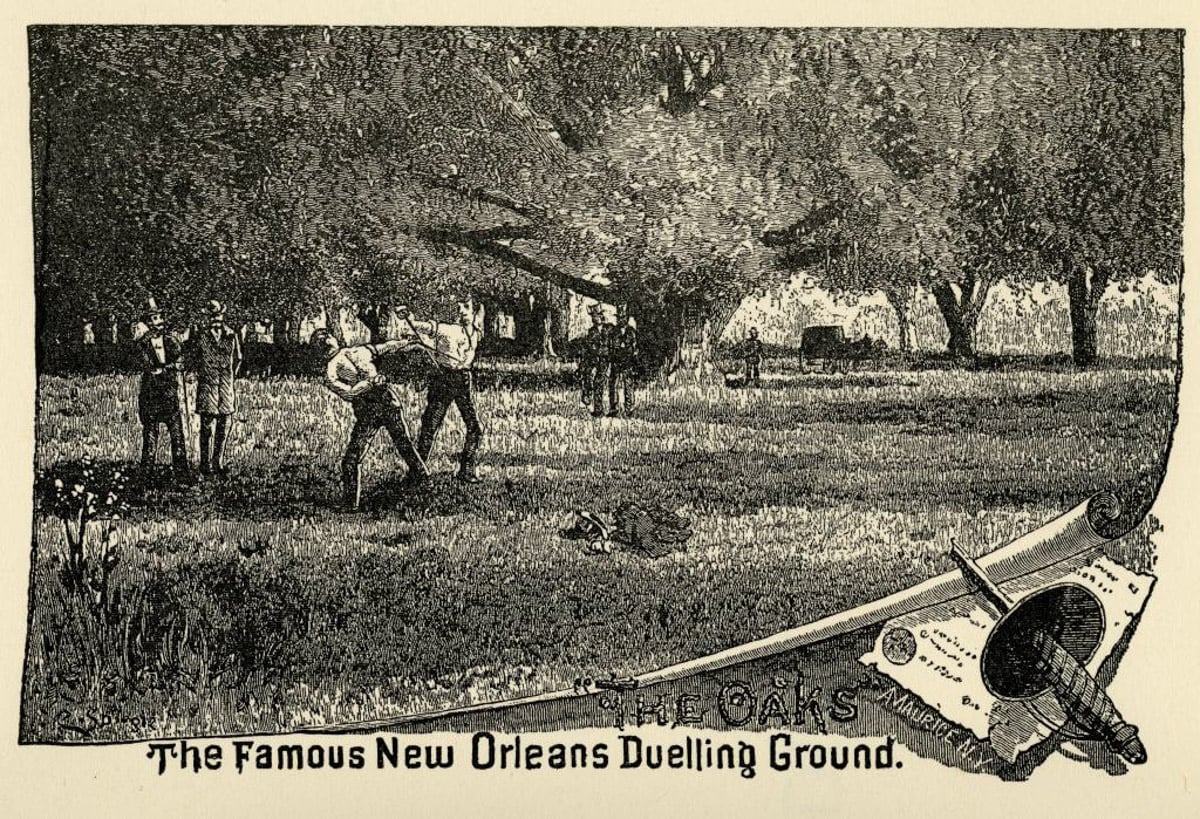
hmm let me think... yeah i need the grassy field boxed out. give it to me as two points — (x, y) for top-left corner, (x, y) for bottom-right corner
(22, 361), (1174, 742)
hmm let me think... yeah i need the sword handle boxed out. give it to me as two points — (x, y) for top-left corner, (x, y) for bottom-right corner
(1032, 629), (1146, 764)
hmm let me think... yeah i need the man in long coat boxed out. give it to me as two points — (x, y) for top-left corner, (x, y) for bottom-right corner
(136, 297), (190, 475)
(579, 303), (613, 417)
(191, 300), (242, 475)
(607, 313), (639, 417)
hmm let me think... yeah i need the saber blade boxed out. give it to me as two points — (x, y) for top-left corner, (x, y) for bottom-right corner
(950, 542), (1013, 615)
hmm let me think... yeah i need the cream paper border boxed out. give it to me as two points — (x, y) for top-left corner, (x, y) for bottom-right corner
(0, 2), (1196, 816)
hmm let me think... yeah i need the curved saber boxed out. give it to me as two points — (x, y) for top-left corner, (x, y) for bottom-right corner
(301, 495), (1121, 735)
(951, 539), (1146, 764)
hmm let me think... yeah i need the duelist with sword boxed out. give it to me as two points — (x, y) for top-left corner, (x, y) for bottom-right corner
(394, 296), (487, 484)
(313, 327), (430, 511)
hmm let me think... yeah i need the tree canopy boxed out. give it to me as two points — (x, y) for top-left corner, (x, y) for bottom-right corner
(30, 26), (1183, 368)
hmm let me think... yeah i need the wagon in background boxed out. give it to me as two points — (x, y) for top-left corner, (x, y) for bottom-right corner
(800, 325), (888, 373)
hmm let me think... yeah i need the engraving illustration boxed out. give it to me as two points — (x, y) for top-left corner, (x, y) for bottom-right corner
(23, 26), (1181, 780)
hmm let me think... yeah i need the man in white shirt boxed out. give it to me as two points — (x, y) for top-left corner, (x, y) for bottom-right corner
(313, 329), (429, 511)
(395, 298), (486, 483)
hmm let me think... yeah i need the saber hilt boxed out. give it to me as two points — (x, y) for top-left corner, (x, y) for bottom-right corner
(950, 543), (1146, 765)
(1031, 630), (1146, 764)
(950, 542), (1012, 615)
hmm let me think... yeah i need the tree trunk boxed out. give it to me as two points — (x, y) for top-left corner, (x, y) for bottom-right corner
(272, 310), (305, 373)
(273, 312), (304, 347)
(931, 279), (985, 360)
(636, 302), (725, 385)
(704, 298), (742, 353)
(635, 306), (687, 379)
(884, 288), (914, 354)
(323, 302), (346, 345)
(356, 304), (390, 344)
(539, 282), (559, 359)
(540, 307), (556, 359)
(510, 294), (541, 358)
(549, 285), (571, 353)
(1067, 263), (1107, 366)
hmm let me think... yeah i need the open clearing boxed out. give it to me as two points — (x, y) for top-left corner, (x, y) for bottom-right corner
(23, 363), (1173, 741)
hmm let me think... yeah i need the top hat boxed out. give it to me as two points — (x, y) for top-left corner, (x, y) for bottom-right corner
(142, 296), (164, 322)
(203, 300), (225, 318)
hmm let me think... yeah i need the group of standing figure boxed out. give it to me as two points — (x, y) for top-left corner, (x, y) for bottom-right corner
(133, 295), (486, 512)
(135, 298), (242, 478)
(578, 303), (640, 418)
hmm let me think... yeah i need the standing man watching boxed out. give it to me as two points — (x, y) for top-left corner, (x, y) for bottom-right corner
(397, 298), (486, 484)
(607, 311), (639, 417)
(579, 303), (613, 417)
(136, 297), (191, 478)
(742, 327), (764, 387)
(191, 300), (242, 476)
(314, 328), (429, 511)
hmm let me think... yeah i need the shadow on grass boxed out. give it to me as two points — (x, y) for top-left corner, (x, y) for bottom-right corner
(39, 370), (1174, 533)
(364, 445), (1168, 532)
(45, 417), (1171, 534)
(719, 373), (924, 391)
(632, 379), (1175, 436)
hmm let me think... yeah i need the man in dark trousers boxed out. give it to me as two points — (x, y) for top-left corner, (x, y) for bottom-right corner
(398, 298), (486, 483)
(579, 303), (613, 417)
(314, 328), (429, 511)
(607, 312), (639, 417)
(742, 326), (764, 386)
(136, 297), (191, 477)
(190, 300), (242, 475)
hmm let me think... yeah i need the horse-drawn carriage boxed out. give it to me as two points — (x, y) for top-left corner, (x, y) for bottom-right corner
(800, 325), (887, 373)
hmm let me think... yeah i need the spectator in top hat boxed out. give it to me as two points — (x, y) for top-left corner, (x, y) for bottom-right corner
(135, 297), (190, 477)
(190, 300), (242, 475)
(579, 303), (613, 416)
(607, 311), (639, 417)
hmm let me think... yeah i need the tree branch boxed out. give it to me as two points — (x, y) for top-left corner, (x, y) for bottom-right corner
(467, 65), (568, 164)
(412, 225), (612, 302)
(461, 224), (540, 242)
(418, 173), (550, 221)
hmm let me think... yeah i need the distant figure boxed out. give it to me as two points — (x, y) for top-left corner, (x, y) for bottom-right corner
(135, 297), (190, 477)
(607, 313), (639, 417)
(397, 298), (486, 483)
(579, 303), (613, 417)
(191, 300), (242, 476)
(742, 327), (764, 386)
(314, 329), (428, 511)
